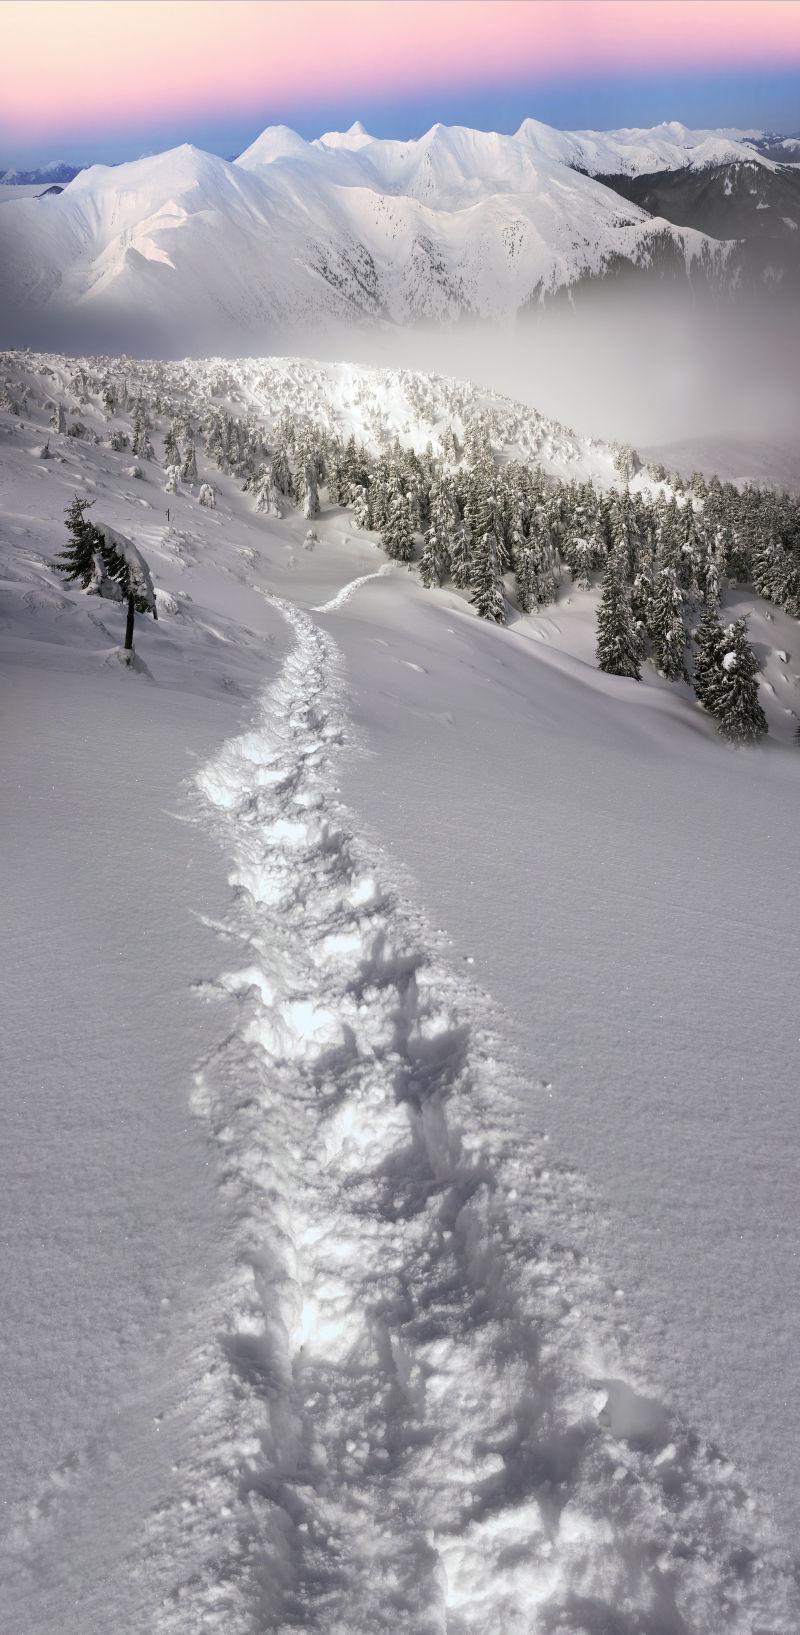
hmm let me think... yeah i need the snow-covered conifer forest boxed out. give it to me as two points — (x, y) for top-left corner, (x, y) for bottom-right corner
(2, 342), (799, 1635)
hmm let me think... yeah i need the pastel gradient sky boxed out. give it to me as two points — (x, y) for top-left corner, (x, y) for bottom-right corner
(2, 0), (799, 166)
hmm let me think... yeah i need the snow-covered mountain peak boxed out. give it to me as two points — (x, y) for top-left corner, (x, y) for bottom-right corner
(317, 119), (374, 150)
(66, 142), (234, 197)
(236, 123), (313, 168)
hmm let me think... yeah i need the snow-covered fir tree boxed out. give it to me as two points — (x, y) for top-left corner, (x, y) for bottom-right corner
(350, 484), (373, 532)
(570, 536), (597, 592)
(712, 620), (768, 744)
(651, 565), (688, 681)
(301, 460), (320, 520)
(693, 602), (725, 712)
(596, 560), (642, 679)
(631, 558), (654, 633)
(163, 423), (180, 466)
(180, 440), (198, 483)
(419, 478), (454, 587)
(271, 446), (292, 500)
(132, 407), (154, 461)
(514, 531), (540, 613)
(250, 463), (281, 516)
(449, 519), (472, 589)
(52, 500), (158, 653)
(382, 482), (415, 563)
(471, 531), (506, 624)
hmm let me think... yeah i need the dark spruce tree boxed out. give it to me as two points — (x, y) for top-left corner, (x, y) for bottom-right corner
(596, 560), (642, 679)
(53, 501), (157, 655)
(53, 496), (103, 589)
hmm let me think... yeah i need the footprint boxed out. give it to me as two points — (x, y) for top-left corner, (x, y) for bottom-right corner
(598, 1379), (671, 1451)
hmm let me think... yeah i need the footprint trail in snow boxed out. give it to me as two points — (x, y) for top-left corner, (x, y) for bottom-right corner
(153, 592), (798, 1633)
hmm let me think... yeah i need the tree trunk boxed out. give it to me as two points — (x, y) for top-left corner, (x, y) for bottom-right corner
(124, 592), (135, 651)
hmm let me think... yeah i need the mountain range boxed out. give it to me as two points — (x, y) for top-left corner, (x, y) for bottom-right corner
(1, 118), (798, 351)
(0, 160), (83, 187)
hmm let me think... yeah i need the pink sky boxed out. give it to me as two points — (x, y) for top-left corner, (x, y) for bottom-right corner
(2, 0), (800, 142)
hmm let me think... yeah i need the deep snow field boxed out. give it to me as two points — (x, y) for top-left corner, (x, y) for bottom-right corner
(1, 351), (799, 1634)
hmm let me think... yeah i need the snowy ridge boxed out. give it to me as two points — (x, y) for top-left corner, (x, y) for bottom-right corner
(141, 590), (800, 1632)
(513, 118), (771, 177)
(4, 348), (643, 490)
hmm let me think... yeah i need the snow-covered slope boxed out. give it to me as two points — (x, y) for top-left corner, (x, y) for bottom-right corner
(3, 347), (646, 487)
(515, 117), (770, 176)
(2, 349), (800, 1634)
(0, 121), (738, 351)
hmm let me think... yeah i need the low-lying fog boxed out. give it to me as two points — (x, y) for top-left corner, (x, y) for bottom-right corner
(5, 286), (798, 485)
(311, 292), (799, 484)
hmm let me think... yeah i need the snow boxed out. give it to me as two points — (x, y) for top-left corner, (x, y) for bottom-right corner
(1, 348), (799, 1632)
(641, 434), (800, 493)
(328, 572), (800, 1558)
(0, 182), (52, 204)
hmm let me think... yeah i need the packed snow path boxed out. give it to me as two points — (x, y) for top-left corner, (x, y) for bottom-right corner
(154, 591), (798, 1634)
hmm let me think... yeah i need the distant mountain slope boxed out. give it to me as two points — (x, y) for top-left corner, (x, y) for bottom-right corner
(751, 132), (800, 166)
(0, 160), (83, 186)
(597, 158), (800, 288)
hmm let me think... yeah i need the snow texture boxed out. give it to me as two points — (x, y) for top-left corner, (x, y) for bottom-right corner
(170, 592), (797, 1633)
